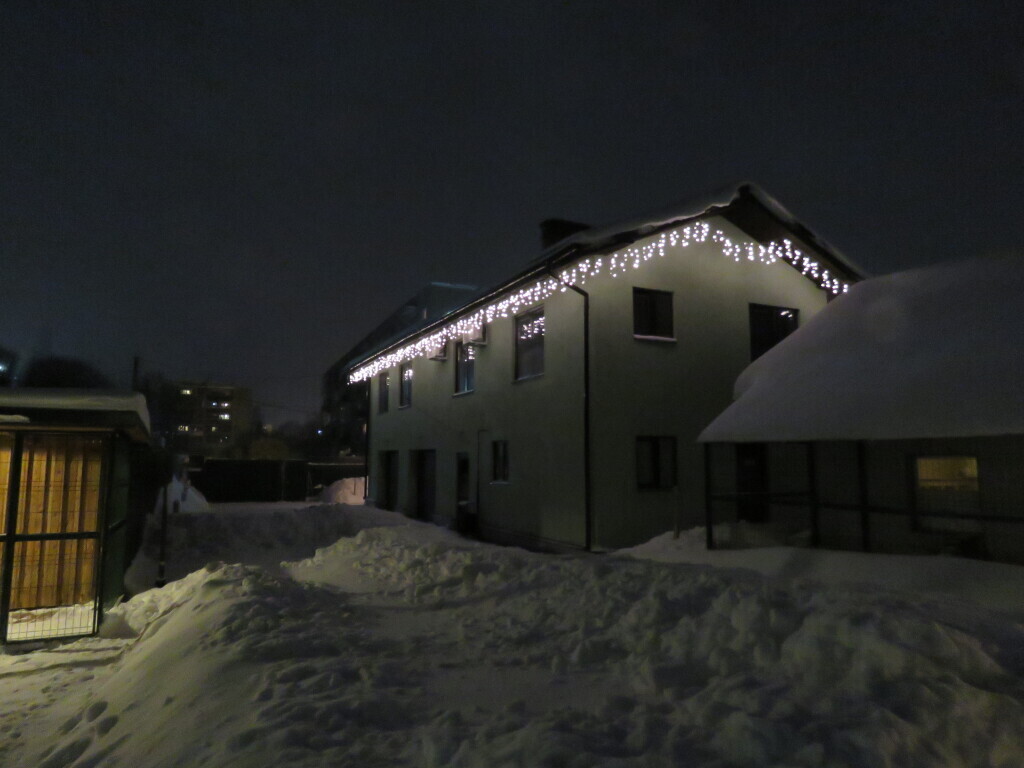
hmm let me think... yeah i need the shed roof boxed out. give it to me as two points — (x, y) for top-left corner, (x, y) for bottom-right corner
(0, 389), (151, 439)
(699, 253), (1024, 443)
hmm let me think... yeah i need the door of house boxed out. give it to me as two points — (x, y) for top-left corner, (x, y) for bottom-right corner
(735, 443), (769, 523)
(378, 450), (399, 511)
(455, 452), (474, 534)
(411, 450), (436, 521)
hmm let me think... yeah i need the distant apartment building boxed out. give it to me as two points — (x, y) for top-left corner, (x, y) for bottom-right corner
(321, 282), (478, 459)
(149, 380), (255, 458)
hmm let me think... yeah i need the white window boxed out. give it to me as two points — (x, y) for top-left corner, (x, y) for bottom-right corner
(515, 307), (545, 380)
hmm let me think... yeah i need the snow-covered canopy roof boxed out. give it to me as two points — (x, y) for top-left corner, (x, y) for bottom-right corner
(0, 389), (151, 435)
(700, 254), (1024, 443)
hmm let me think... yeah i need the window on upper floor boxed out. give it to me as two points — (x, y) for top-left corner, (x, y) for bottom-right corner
(636, 436), (677, 490)
(399, 363), (413, 408)
(378, 371), (390, 413)
(455, 341), (475, 394)
(633, 288), (674, 339)
(514, 307), (545, 380)
(749, 303), (799, 361)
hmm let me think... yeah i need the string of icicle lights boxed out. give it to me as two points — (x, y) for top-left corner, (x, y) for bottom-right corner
(350, 221), (849, 382)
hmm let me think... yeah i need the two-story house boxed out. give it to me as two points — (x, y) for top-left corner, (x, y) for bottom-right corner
(351, 183), (864, 551)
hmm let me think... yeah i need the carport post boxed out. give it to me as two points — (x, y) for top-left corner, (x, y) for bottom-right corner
(704, 442), (715, 550)
(0, 433), (24, 641)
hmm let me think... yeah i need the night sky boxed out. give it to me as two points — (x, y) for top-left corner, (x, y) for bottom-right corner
(3, 1), (1022, 423)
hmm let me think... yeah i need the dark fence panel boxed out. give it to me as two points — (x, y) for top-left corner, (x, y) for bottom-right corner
(190, 459), (365, 503)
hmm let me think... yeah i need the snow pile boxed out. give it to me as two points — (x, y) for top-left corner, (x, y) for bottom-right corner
(621, 528), (1024, 618)
(319, 477), (365, 505)
(701, 253), (1024, 441)
(6, 509), (1024, 767)
(152, 477), (210, 514)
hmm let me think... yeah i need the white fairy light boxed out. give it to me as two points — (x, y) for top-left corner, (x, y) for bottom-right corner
(350, 223), (849, 382)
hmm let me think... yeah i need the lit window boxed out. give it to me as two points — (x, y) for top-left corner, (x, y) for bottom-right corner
(218, 413), (230, 421)
(378, 371), (390, 413)
(180, 388), (192, 396)
(633, 288), (674, 339)
(749, 303), (799, 361)
(492, 440), (509, 482)
(636, 436), (677, 489)
(455, 341), (475, 394)
(515, 307), (544, 380)
(399, 363), (413, 407)
(915, 457), (980, 531)
(177, 425), (190, 432)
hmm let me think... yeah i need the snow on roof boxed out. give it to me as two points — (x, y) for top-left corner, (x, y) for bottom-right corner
(350, 183), (864, 379)
(0, 389), (151, 433)
(700, 253), (1024, 442)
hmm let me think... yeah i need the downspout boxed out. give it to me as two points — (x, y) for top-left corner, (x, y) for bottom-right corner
(363, 382), (372, 501)
(548, 264), (592, 551)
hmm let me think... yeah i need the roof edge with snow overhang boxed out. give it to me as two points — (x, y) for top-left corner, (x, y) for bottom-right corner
(0, 389), (151, 437)
(349, 183), (865, 383)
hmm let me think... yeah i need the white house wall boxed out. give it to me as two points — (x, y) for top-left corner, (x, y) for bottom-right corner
(368, 213), (832, 550)
(586, 215), (828, 548)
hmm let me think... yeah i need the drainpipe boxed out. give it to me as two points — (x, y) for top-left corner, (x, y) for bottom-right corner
(548, 266), (592, 551)
(363, 382), (371, 501)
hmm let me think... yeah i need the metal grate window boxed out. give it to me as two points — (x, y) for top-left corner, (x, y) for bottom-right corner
(1, 432), (106, 642)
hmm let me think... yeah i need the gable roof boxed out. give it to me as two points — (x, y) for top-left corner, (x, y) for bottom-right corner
(349, 183), (865, 381)
(699, 253), (1024, 443)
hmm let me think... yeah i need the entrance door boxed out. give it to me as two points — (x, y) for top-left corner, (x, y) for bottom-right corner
(735, 443), (769, 523)
(411, 450), (437, 521)
(455, 452), (474, 534)
(378, 451), (399, 511)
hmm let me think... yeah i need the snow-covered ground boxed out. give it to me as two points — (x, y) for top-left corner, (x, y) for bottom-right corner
(3, 500), (1024, 767)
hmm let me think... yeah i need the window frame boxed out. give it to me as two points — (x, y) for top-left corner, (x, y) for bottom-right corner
(399, 362), (413, 408)
(635, 436), (678, 490)
(377, 371), (390, 413)
(632, 287), (675, 341)
(749, 303), (799, 361)
(454, 340), (475, 395)
(912, 455), (982, 532)
(514, 306), (545, 381)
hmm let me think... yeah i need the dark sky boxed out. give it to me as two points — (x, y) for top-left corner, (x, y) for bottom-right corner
(3, 1), (1022, 422)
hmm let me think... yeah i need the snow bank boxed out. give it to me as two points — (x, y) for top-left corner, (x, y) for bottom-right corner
(9, 513), (1024, 767)
(152, 477), (210, 515)
(319, 477), (366, 505)
(701, 253), (1024, 442)
(620, 527), (1024, 618)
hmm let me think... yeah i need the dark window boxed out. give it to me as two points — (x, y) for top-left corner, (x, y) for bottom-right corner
(455, 341), (475, 393)
(749, 303), (799, 360)
(399, 363), (413, 407)
(636, 436), (677, 489)
(515, 307), (545, 380)
(633, 288), (674, 338)
(915, 456), (981, 532)
(377, 372), (389, 413)
(492, 440), (509, 482)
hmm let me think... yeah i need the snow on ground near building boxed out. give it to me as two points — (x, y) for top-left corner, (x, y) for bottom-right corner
(4, 503), (1024, 767)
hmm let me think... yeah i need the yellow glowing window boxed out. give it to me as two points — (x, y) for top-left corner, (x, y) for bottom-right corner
(915, 456), (980, 521)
